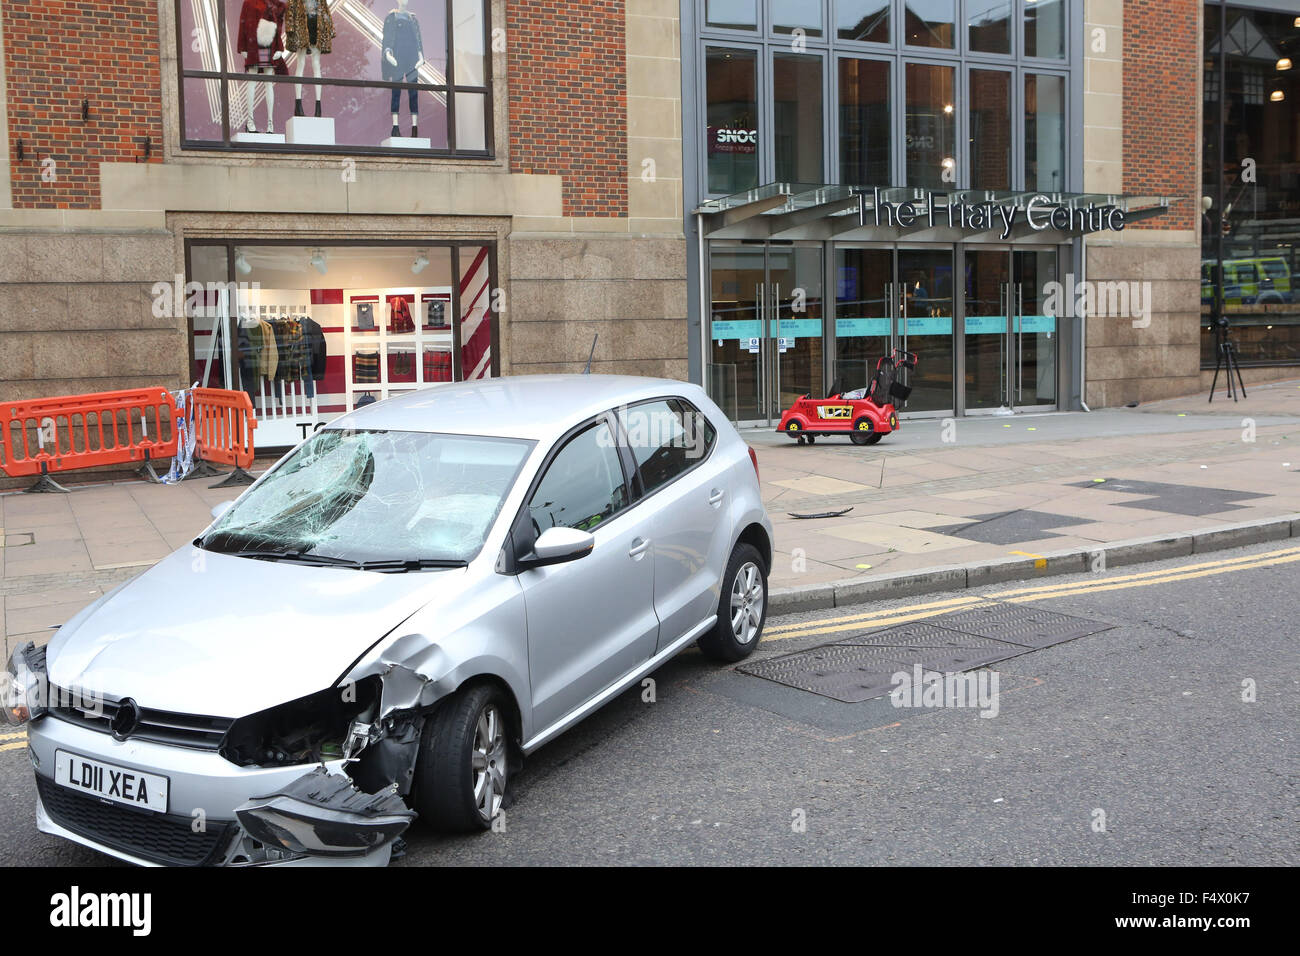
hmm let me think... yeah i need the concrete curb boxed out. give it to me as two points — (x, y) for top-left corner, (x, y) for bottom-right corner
(769, 514), (1300, 617)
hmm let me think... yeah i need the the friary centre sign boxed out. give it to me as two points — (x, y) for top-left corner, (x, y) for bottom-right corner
(859, 188), (1128, 239)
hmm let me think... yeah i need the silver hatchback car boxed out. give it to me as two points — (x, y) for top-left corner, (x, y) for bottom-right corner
(4, 375), (773, 866)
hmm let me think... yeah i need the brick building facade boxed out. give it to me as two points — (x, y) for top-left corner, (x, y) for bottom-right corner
(0, 0), (686, 450)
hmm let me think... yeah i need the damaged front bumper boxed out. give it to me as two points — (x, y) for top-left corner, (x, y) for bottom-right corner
(235, 766), (414, 860)
(28, 714), (414, 867)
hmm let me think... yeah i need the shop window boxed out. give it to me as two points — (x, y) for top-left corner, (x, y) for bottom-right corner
(1201, 6), (1300, 369)
(839, 57), (891, 185)
(1024, 73), (1065, 192)
(969, 69), (1011, 189)
(176, 0), (491, 155)
(186, 242), (498, 448)
(905, 62), (956, 189)
(773, 53), (824, 183)
(904, 0), (955, 49)
(836, 0), (891, 44)
(1024, 0), (1065, 59)
(968, 0), (1011, 55)
(705, 47), (760, 194)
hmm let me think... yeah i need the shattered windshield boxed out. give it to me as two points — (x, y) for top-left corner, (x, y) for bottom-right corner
(200, 429), (533, 567)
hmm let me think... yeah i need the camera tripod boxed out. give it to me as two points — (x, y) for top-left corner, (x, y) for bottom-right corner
(1208, 321), (1247, 403)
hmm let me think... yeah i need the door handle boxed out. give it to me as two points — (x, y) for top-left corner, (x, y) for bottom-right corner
(708, 488), (725, 507)
(628, 537), (651, 559)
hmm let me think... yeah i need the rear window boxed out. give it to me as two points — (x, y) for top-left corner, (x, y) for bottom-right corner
(622, 398), (717, 495)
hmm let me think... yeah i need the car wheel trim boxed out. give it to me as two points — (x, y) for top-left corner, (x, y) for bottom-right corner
(471, 704), (507, 821)
(729, 561), (765, 645)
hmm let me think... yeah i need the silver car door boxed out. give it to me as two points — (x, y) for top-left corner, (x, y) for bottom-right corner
(518, 417), (659, 732)
(620, 399), (730, 654)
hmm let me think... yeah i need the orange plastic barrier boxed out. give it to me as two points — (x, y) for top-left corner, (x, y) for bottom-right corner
(0, 389), (179, 491)
(189, 387), (258, 485)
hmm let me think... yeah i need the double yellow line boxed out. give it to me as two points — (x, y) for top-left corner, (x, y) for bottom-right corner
(0, 731), (27, 753)
(768, 544), (1300, 642)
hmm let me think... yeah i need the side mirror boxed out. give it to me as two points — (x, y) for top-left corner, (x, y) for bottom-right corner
(520, 526), (594, 569)
(210, 500), (236, 521)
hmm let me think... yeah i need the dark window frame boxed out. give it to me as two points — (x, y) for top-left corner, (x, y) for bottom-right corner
(182, 237), (502, 394)
(174, 0), (494, 158)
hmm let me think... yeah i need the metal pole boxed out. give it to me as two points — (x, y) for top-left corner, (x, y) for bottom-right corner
(1214, 0), (1227, 330)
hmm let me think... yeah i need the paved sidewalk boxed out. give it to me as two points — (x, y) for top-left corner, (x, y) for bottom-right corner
(3, 379), (1299, 659)
(751, 378), (1300, 593)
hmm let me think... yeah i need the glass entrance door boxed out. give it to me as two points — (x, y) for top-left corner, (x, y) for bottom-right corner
(1013, 249), (1058, 408)
(707, 244), (824, 425)
(767, 246), (825, 420)
(964, 248), (1013, 411)
(707, 246), (765, 422)
(960, 247), (1059, 412)
(897, 248), (955, 414)
(833, 246), (955, 415)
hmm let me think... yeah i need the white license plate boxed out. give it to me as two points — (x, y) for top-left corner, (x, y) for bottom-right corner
(54, 750), (168, 813)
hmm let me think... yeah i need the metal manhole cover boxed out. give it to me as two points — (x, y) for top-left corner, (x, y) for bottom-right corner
(739, 643), (918, 702)
(932, 604), (1114, 648)
(739, 602), (1114, 702)
(836, 621), (989, 647)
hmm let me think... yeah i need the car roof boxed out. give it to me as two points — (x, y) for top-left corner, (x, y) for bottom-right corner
(330, 374), (710, 442)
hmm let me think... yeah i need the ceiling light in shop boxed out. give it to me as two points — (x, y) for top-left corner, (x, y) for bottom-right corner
(1271, 89), (1286, 102)
(234, 251), (252, 276)
(1279, 58), (1293, 71)
(310, 249), (328, 275)
(411, 252), (430, 275)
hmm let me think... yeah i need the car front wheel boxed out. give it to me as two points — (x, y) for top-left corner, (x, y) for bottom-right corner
(413, 683), (510, 832)
(698, 542), (768, 662)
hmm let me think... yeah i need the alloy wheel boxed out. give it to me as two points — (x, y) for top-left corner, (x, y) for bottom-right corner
(730, 561), (765, 645)
(471, 703), (507, 822)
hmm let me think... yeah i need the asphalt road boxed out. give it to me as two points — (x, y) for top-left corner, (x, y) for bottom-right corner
(2, 540), (1295, 867)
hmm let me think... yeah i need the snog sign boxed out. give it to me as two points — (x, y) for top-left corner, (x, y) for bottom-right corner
(858, 189), (1128, 239)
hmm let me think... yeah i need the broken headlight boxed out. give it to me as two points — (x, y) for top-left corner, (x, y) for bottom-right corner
(1, 642), (48, 726)
(219, 678), (379, 767)
(235, 767), (415, 858)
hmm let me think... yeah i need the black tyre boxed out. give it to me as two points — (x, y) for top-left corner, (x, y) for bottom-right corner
(849, 416), (875, 445)
(864, 432), (883, 445)
(413, 683), (510, 832)
(698, 543), (768, 662)
(806, 434), (816, 445)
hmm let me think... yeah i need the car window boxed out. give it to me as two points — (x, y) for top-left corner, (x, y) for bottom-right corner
(622, 399), (716, 495)
(529, 421), (628, 533)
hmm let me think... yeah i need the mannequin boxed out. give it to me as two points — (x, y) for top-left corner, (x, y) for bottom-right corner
(382, 0), (424, 137)
(285, 0), (335, 118)
(237, 0), (289, 133)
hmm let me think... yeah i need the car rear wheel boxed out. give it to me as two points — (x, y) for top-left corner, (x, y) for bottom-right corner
(850, 417), (875, 445)
(698, 543), (768, 662)
(413, 683), (509, 832)
(863, 432), (883, 445)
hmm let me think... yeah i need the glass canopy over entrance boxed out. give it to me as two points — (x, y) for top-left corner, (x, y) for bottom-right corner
(697, 183), (1175, 425)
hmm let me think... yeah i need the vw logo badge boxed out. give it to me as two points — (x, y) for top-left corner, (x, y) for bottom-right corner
(111, 698), (142, 741)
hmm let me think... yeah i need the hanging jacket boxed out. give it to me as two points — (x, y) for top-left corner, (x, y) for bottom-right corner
(391, 295), (414, 333)
(285, 0), (335, 54)
(301, 316), (329, 381)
